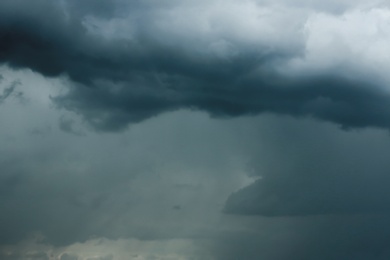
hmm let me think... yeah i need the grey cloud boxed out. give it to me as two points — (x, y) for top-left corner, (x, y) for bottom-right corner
(60, 253), (78, 260)
(3, 1), (390, 259)
(225, 176), (390, 216)
(1, 0), (389, 131)
(0, 93), (248, 246)
(224, 116), (390, 216)
(210, 215), (390, 260)
(218, 116), (390, 259)
(59, 116), (84, 135)
(58, 116), (75, 133)
(85, 254), (113, 260)
(0, 85), (14, 103)
(0, 80), (20, 104)
(0, 251), (49, 260)
(64, 0), (117, 18)
(25, 251), (49, 260)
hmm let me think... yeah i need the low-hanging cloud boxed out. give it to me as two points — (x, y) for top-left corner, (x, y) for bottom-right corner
(224, 117), (390, 217)
(3, 2), (390, 259)
(1, 0), (390, 130)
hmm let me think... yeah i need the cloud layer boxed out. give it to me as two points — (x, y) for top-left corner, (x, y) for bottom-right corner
(2, 1), (390, 260)
(224, 118), (390, 216)
(1, 0), (390, 130)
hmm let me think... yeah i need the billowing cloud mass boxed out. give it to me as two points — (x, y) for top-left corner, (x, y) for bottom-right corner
(2, 0), (390, 260)
(1, 0), (390, 130)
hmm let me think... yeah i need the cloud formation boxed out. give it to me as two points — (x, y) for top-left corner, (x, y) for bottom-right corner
(2, 1), (390, 260)
(1, 0), (390, 130)
(224, 117), (390, 216)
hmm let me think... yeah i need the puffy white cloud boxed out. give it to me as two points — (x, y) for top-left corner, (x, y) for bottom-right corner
(284, 7), (390, 85)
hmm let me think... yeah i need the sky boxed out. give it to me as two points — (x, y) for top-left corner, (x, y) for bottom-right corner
(1, 0), (390, 259)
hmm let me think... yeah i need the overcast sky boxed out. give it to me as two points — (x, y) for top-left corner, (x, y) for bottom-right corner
(1, 0), (390, 259)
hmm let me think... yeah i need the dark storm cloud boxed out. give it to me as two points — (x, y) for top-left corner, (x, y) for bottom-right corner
(64, 0), (117, 18)
(0, 104), (248, 247)
(225, 175), (390, 216)
(209, 116), (390, 260)
(210, 214), (390, 260)
(1, 0), (389, 130)
(3, 1), (390, 259)
(224, 117), (390, 217)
